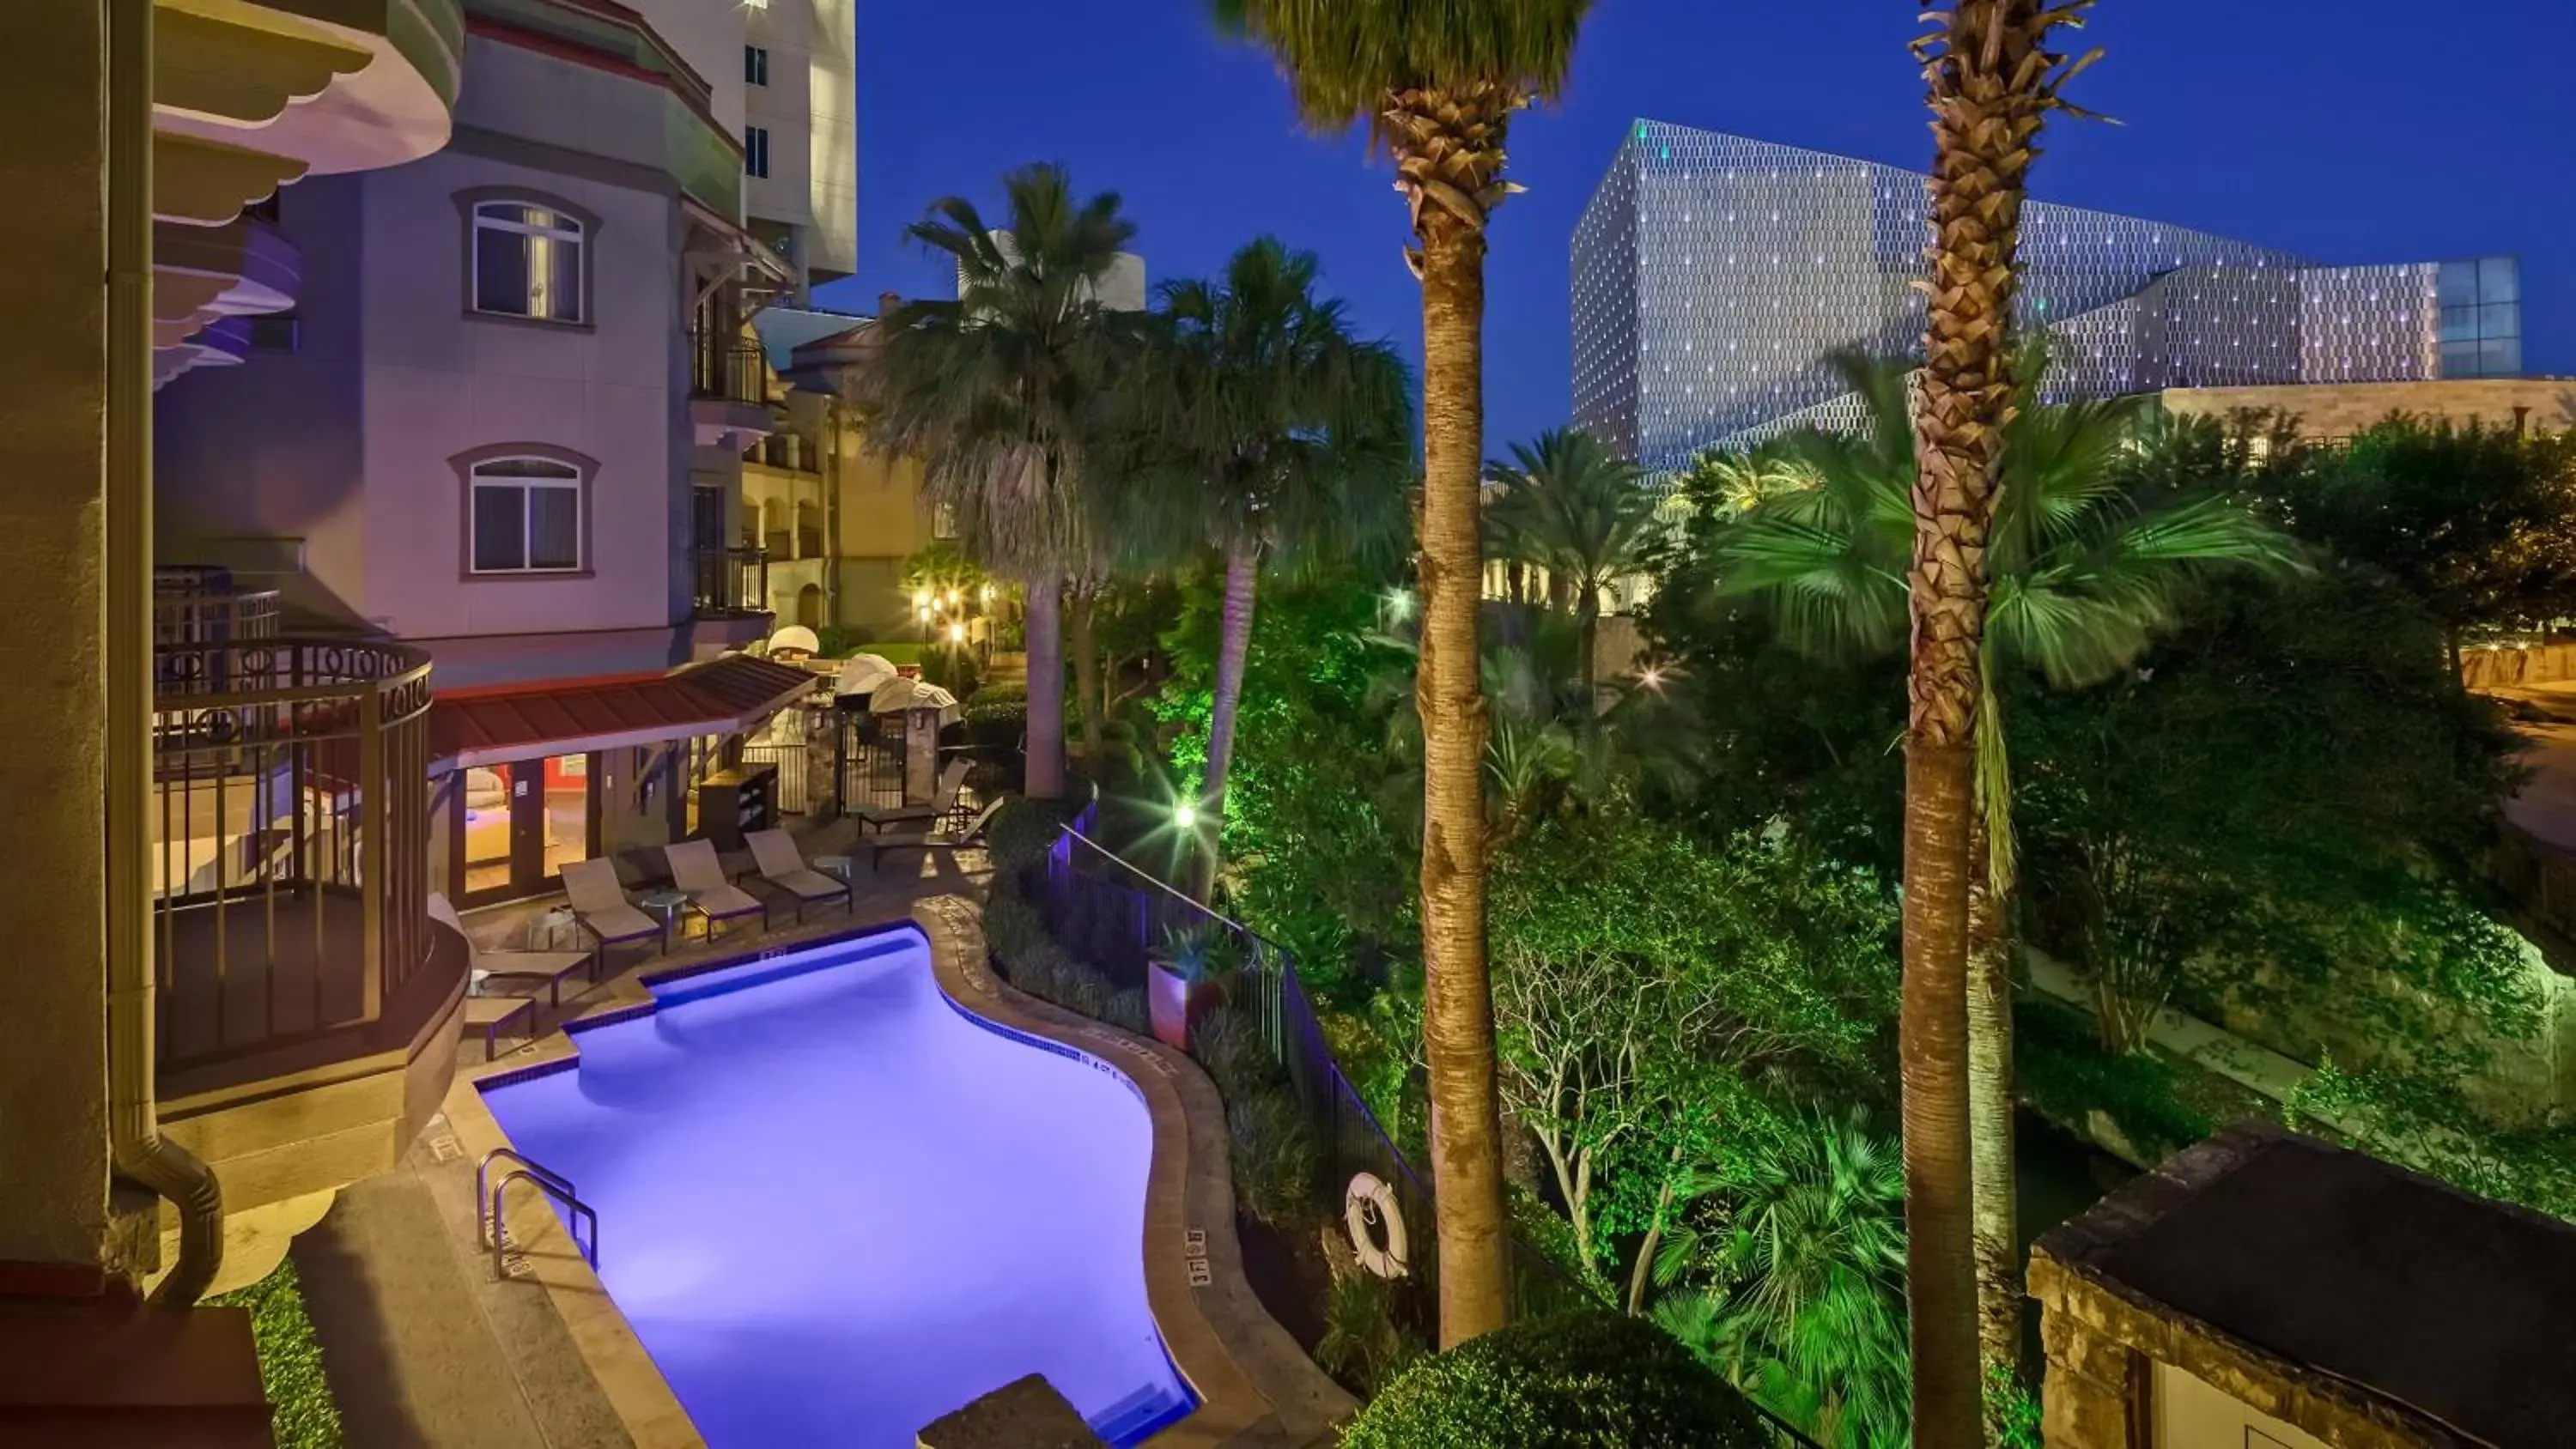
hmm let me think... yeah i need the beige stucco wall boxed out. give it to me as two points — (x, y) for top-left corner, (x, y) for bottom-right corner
(0, 5), (114, 1270)
(2164, 379), (2576, 438)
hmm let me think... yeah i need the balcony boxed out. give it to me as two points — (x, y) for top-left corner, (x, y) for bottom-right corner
(152, 636), (451, 1074)
(688, 546), (774, 654)
(689, 328), (778, 448)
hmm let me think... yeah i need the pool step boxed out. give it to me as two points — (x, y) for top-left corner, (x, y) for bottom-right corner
(1088, 1381), (1194, 1446)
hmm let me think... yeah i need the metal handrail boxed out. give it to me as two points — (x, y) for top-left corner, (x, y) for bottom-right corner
(478, 1147), (598, 1275)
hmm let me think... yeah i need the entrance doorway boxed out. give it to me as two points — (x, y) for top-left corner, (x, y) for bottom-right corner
(459, 752), (598, 904)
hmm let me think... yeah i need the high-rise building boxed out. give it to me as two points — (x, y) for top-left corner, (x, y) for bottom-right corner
(1573, 121), (2530, 470)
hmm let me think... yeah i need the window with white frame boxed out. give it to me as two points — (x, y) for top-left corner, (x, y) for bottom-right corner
(744, 126), (770, 179)
(471, 200), (586, 322)
(470, 458), (583, 573)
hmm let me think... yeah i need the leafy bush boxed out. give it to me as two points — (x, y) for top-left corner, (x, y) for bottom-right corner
(2015, 998), (2221, 1163)
(984, 794), (1074, 878)
(963, 681), (1030, 755)
(210, 1259), (343, 1449)
(1103, 987), (1148, 1037)
(920, 646), (982, 700)
(1341, 1311), (1774, 1449)
(1226, 1087), (1319, 1227)
(1189, 1004), (1273, 1105)
(1314, 1270), (1425, 1397)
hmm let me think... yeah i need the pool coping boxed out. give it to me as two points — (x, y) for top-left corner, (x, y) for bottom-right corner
(447, 900), (1352, 1449)
(910, 894), (1356, 1449)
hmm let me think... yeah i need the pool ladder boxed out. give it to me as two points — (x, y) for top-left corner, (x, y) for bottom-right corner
(477, 1147), (598, 1280)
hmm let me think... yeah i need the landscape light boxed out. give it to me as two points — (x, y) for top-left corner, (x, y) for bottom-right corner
(948, 622), (966, 644)
(980, 584), (994, 603)
(945, 589), (960, 607)
(912, 588), (931, 609)
(1384, 587), (1417, 623)
(1173, 801), (1198, 831)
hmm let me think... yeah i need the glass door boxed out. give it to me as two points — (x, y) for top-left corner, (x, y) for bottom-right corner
(457, 753), (598, 904)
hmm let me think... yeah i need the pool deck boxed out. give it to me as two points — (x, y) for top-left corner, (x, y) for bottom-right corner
(311, 824), (1347, 1449)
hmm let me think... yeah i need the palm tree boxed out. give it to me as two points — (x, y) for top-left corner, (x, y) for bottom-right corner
(1126, 238), (1413, 897)
(1485, 428), (1662, 699)
(853, 164), (1139, 801)
(1898, 6), (2105, 1436)
(1652, 1109), (1911, 1449)
(1719, 362), (2298, 1419)
(1213, 0), (1595, 1345)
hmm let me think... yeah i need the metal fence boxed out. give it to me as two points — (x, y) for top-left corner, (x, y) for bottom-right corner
(1032, 815), (1823, 1446)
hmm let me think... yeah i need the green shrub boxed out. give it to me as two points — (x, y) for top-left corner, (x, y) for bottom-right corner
(1055, 965), (1112, 1022)
(1103, 987), (1148, 1037)
(1225, 1087), (1319, 1227)
(963, 682), (1030, 755)
(1189, 1005), (1279, 1106)
(2016, 998), (2218, 1162)
(1342, 1311), (1773, 1449)
(210, 1259), (343, 1449)
(1314, 1270), (1425, 1397)
(984, 795), (1074, 878)
(920, 647), (982, 699)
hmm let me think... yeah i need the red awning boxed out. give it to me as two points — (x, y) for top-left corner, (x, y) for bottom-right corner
(431, 654), (818, 767)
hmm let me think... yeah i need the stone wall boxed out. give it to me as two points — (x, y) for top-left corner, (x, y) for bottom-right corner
(2163, 379), (2576, 439)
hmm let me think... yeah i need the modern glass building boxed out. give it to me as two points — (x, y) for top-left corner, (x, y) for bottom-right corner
(1573, 121), (2524, 470)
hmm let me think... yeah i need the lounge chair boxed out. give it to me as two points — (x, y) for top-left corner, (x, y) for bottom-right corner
(562, 858), (667, 955)
(744, 828), (854, 923)
(461, 992), (537, 1058)
(664, 838), (769, 940)
(856, 759), (971, 834)
(429, 892), (596, 1008)
(868, 796), (1005, 870)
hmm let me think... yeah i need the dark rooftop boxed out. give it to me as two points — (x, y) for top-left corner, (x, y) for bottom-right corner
(2050, 1125), (2576, 1447)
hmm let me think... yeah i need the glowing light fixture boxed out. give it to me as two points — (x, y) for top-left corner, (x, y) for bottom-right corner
(947, 622), (967, 644)
(912, 588), (931, 608)
(1173, 801), (1199, 831)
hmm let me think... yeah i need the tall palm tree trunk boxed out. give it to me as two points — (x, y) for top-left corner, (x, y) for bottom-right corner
(1195, 543), (1261, 900)
(1966, 813), (2021, 1403)
(1576, 592), (1600, 706)
(1024, 572), (1066, 800)
(1907, 7), (2081, 1438)
(1401, 82), (1514, 1348)
(1069, 585), (1103, 775)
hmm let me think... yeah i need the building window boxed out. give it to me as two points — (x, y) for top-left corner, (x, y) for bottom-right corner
(744, 45), (768, 85)
(470, 458), (583, 573)
(471, 200), (585, 323)
(744, 127), (770, 179)
(2438, 258), (2522, 379)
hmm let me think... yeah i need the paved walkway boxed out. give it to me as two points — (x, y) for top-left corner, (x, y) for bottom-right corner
(2486, 682), (2576, 852)
(301, 814), (987, 1446)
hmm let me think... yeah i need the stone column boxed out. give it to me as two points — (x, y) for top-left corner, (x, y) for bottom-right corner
(903, 705), (939, 805)
(2033, 1258), (2145, 1449)
(0, 0), (114, 1275)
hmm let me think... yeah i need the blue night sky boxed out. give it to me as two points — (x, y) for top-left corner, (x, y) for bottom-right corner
(820, 0), (2574, 447)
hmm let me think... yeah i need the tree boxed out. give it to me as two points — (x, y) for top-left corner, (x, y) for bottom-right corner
(853, 164), (1140, 799)
(1715, 355), (2300, 1384)
(1214, 0), (1595, 1345)
(1488, 818), (1896, 1316)
(1485, 428), (1664, 698)
(1127, 237), (1413, 895)
(1901, 5), (2099, 1436)
(2231, 417), (2576, 679)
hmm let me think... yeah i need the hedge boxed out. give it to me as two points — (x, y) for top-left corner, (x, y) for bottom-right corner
(1341, 1310), (1774, 1449)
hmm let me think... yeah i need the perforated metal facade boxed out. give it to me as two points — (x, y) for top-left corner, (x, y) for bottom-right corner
(1572, 122), (2520, 469)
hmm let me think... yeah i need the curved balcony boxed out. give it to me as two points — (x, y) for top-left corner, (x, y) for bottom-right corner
(151, 637), (447, 1080)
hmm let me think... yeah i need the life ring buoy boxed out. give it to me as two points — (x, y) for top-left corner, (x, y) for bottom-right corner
(1344, 1172), (1409, 1279)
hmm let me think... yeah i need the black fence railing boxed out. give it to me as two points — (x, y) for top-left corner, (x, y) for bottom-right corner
(691, 546), (768, 617)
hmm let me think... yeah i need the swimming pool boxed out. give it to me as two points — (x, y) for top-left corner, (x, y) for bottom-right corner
(478, 926), (1194, 1446)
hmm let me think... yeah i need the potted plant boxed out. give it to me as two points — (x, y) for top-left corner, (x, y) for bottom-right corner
(1147, 925), (1236, 1048)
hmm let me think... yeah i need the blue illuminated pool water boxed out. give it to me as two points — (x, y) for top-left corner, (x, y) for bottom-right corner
(478, 927), (1194, 1447)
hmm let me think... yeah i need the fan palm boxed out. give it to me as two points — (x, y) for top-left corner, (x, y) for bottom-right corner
(851, 164), (1139, 800)
(1717, 350), (2300, 1404)
(1124, 238), (1413, 898)
(1212, 0), (1596, 1343)
(1652, 1109), (1911, 1448)
(1485, 428), (1663, 698)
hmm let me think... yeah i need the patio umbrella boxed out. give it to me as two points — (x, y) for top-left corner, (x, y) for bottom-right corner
(835, 653), (899, 699)
(869, 676), (961, 729)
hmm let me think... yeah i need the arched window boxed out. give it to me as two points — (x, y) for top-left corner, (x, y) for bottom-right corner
(471, 199), (586, 322)
(468, 457), (583, 573)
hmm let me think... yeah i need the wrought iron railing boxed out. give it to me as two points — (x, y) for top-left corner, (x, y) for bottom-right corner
(154, 567), (280, 694)
(691, 545), (769, 617)
(151, 637), (435, 1069)
(689, 328), (769, 406)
